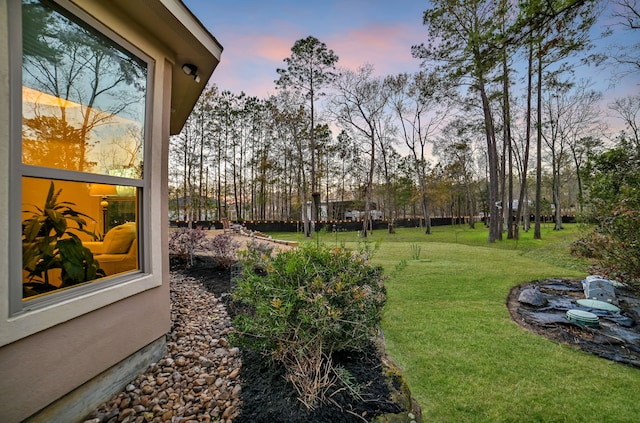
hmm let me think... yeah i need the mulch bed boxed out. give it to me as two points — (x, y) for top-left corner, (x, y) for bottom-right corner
(507, 278), (640, 368)
(174, 255), (410, 423)
(181, 254), (640, 419)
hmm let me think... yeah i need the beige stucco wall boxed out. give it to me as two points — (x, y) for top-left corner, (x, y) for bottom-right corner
(0, 1), (180, 421)
(0, 0), (9, 317)
(0, 0), (10, 374)
(0, 285), (170, 422)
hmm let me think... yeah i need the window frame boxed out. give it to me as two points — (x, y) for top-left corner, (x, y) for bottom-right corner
(8, 0), (155, 317)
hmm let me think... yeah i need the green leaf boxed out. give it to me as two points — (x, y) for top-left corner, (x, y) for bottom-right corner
(58, 237), (86, 283)
(22, 182), (103, 293)
(45, 208), (67, 235)
(22, 216), (45, 241)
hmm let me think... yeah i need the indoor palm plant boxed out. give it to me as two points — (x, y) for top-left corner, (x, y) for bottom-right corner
(22, 182), (105, 297)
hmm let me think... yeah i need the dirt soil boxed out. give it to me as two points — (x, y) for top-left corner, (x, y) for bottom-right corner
(507, 278), (640, 368)
(176, 255), (407, 423)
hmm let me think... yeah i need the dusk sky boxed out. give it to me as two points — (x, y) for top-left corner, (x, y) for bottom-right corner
(183, 0), (428, 97)
(183, 1), (639, 129)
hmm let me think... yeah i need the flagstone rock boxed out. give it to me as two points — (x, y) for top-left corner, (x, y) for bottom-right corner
(518, 286), (548, 307)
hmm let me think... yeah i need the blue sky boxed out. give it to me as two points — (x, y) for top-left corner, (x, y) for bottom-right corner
(183, 0), (639, 130)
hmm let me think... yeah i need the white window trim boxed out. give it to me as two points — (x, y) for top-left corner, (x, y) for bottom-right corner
(1, 0), (159, 347)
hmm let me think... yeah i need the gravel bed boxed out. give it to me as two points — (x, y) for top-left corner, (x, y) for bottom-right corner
(84, 272), (241, 423)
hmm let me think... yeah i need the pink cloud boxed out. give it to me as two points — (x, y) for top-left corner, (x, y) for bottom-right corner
(207, 21), (428, 97)
(328, 24), (425, 77)
(207, 34), (294, 97)
(239, 34), (294, 63)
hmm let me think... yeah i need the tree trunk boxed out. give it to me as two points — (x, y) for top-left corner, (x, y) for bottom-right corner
(309, 86), (317, 236)
(478, 74), (500, 243)
(361, 132), (376, 238)
(183, 134), (188, 222)
(465, 175), (476, 229)
(534, 44), (543, 240)
(553, 166), (564, 230)
(421, 192), (431, 234)
(198, 117), (204, 221)
(571, 144), (585, 213)
(514, 42), (534, 240)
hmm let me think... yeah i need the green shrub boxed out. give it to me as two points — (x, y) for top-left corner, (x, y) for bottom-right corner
(596, 194), (640, 284)
(231, 243), (386, 408)
(578, 139), (640, 287)
(570, 230), (609, 259)
(245, 237), (275, 257)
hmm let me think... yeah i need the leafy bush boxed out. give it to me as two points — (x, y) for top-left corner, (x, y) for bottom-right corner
(577, 139), (640, 287)
(22, 182), (103, 296)
(231, 244), (386, 409)
(168, 227), (209, 266)
(169, 229), (240, 269)
(569, 230), (609, 259)
(207, 233), (240, 269)
(246, 238), (275, 257)
(596, 195), (640, 283)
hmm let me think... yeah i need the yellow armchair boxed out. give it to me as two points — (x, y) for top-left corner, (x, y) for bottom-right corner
(85, 222), (138, 276)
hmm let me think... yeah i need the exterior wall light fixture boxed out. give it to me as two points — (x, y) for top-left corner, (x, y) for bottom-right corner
(181, 63), (200, 83)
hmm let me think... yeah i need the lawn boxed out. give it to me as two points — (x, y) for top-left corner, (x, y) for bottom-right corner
(266, 223), (640, 422)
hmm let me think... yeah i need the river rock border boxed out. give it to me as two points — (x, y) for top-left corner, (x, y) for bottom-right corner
(84, 272), (241, 423)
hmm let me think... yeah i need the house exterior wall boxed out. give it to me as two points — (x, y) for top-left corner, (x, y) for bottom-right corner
(0, 0), (215, 421)
(0, 287), (170, 422)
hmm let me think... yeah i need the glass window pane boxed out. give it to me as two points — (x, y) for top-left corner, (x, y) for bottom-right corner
(21, 0), (146, 177)
(22, 177), (140, 300)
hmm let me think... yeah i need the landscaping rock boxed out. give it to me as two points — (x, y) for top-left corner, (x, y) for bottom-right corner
(509, 278), (640, 368)
(83, 273), (241, 422)
(583, 276), (618, 304)
(86, 256), (421, 423)
(518, 286), (548, 307)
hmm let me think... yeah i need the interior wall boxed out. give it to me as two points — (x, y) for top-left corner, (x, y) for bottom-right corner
(22, 178), (103, 239)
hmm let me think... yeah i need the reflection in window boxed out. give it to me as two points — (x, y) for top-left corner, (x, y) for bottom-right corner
(21, 0), (146, 177)
(22, 177), (139, 300)
(18, 0), (148, 303)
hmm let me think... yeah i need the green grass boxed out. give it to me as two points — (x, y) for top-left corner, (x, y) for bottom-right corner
(266, 224), (640, 422)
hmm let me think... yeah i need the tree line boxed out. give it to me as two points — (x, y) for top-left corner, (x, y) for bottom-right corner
(169, 0), (639, 242)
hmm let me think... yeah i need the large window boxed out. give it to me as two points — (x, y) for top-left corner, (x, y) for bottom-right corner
(16, 0), (151, 304)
